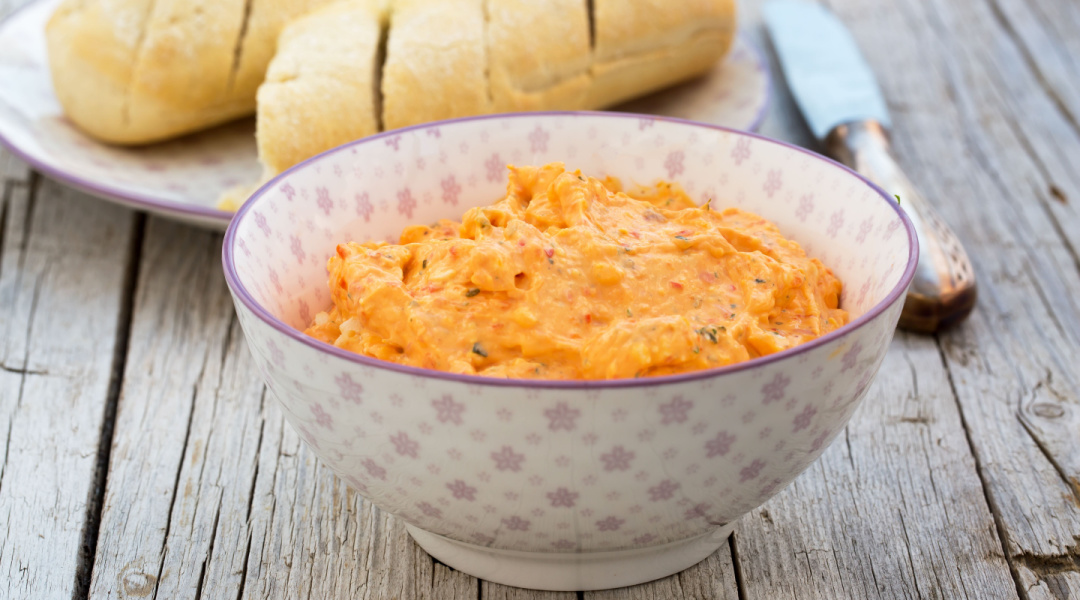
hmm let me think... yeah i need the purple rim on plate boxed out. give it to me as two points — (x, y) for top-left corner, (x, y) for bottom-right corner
(741, 34), (773, 134)
(223, 110), (918, 389)
(0, 0), (770, 227)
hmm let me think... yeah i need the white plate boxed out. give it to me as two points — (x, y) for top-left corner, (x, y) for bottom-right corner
(0, 0), (770, 230)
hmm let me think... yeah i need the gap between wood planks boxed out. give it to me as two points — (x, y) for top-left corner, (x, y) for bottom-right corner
(983, 0), (1080, 136)
(0, 175), (23, 497)
(72, 214), (146, 599)
(153, 323), (216, 600)
(981, 0), (1080, 285)
(0, 170), (38, 495)
(728, 535), (747, 600)
(898, 0), (1080, 595)
(934, 336), (1029, 599)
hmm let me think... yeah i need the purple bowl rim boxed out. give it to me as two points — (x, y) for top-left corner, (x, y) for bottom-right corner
(222, 111), (919, 389)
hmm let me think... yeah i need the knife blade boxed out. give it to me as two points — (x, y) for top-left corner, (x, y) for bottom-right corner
(764, 0), (977, 332)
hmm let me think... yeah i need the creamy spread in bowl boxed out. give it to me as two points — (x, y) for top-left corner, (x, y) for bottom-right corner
(306, 163), (848, 379)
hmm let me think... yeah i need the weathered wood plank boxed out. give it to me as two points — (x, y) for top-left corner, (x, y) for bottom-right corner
(826, 0), (1080, 592)
(1018, 565), (1080, 600)
(0, 174), (32, 369)
(14, 0), (1076, 598)
(87, 219), (235, 599)
(719, 3), (1024, 598)
(733, 332), (1017, 599)
(0, 176), (137, 599)
(0, 147), (31, 186)
(962, 0), (1080, 344)
(986, 0), (1080, 139)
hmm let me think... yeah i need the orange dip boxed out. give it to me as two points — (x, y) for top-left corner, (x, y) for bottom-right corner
(306, 163), (848, 379)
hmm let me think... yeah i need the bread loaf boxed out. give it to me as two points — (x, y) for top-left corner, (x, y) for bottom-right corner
(47, 0), (736, 191)
(252, 0), (736, 181)
(45, 0), (334, 144)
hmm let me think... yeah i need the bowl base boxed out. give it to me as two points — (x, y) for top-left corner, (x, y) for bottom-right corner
(403, 522), (737, 591)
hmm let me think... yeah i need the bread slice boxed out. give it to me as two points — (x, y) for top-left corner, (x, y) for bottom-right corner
(486, 0), (592, 112)
(587, 0), (736, 109)
(256, 0), (388, 179)
(381, 0), (492, 131)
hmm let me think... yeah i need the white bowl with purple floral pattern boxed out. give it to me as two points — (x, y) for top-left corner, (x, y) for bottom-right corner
(222, 112), (917, 591)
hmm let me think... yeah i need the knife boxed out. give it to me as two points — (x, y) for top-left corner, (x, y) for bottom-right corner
(763, 0), (976, 333)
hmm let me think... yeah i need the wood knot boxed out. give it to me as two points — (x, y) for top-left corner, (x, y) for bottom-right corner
(1031, 402), (1065, 420)
(119, 563), (156, 597)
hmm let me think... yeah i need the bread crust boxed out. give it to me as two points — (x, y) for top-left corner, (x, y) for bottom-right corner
(48, 0), (737, 160)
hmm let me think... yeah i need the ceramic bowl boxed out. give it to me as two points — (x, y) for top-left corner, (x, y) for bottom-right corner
(222, 112), (917, 591)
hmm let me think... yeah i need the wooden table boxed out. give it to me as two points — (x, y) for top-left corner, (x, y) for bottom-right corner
(3, 0), (1078, 597)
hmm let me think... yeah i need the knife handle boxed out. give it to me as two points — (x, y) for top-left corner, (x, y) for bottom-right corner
(824, 120), (977, 333)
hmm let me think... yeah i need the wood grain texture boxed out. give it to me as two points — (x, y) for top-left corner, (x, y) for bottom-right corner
(826, 0), (1080, 593)
(732, 333), (1017, 599)
(1018, 567), (1080, 600)
(3, 0), (1080, 596)
(87, 217), (245, 598)
(0, 173), (137, 599)
(0, 147), (30, 185)
(732, 4), (1023, 598)
(983, 0), (1080, 266)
